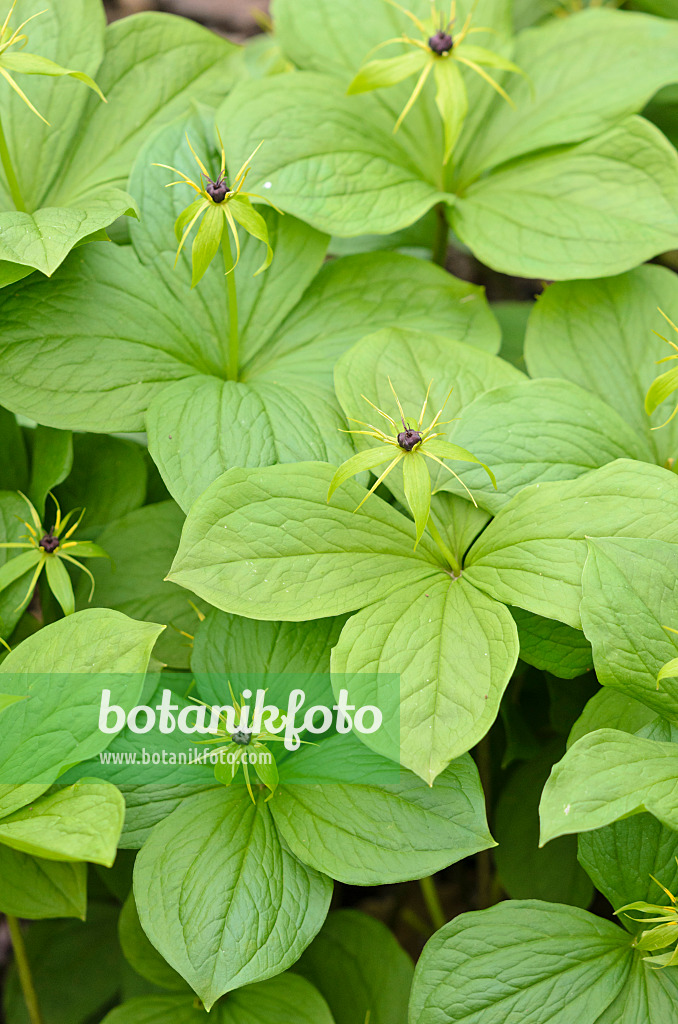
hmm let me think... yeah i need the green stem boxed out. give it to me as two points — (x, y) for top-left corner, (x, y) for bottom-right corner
(474, 733), (494, 910)
(222, 229), (239, 381)
(0, 115), (26, 212)
(7, 916), (43, 1024)
(427, 516), (461, 575)
(419, 875), (446, 932)
(432, 203), (449, 267)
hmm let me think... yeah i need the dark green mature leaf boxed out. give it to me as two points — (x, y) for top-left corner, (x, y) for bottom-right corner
(27, 425), (73, 518)
(580, 538), (678, 719)
(524, 265), (678, 463)
(294, 909), (413, 1024)
(465, 460), (678, 628)
(3, 902), (122, 1024)
(409, 901), (632, 1024)
(579, 814), (678, 920)
(100, 974), (335, 1024)
(512, 609), (593, 679)
(134, 788), (332, 1009)
(0, 408), (28, 492)
(0, 843), (86, 919)
(192, 610), (345, 678)
(440, 379), (653, 513)
(331, 575), (518, 782)
(0, 609), (163, 815)
(452, 118), (678, 279)
(494, 752), (593, 908)
(119, 892), (190, 993)
(271, 739), (494, 883)
(78, 502), (206, 670)
(55, 434), (147, 528)
(169, 462), (443, 620)
(540, 729), (678, 843)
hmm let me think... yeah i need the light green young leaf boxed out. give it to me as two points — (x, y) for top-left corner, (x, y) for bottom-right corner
(0, 782), (124, 865)
(580, 538), (678, 720)
(409, 901), (631, 1024)
(190, 202), (224, 288)
(439, 378), (653, 513)
(294, 909), (414, 1024)
(348, 50), (429, 94)
(271, 739), (494, 883)
(45, 555), (75, 617)
(465, 460), (678, 628)
(134, 788), (332, 1009)
(540, 729), (678, 844)
(220, 72), (450, 236)
(434, 58), (468, 164)
(524, 265), (678, 461)
(118, 891), (191, 993)
(331, 575), (518, 782)
(452, 117), (678, 280)
(168, 462), (442, 621)
(402, 452), (431, 545)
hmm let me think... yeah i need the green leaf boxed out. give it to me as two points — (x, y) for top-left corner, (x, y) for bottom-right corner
(331, 575), (518, 782)
(456, 7), (678, 181)
(452, 117), (678, 279)
(439, 378), (653, 514)
(402, 452), (431, 545)
(118, 891), (191, 993)
(100, 974), (335, 1024)
(0, 782), (124, 865)
(0, 50), (105, 100)
(3, 903), (122, 1024)
(645, 364), (678, 423)
(0, 609), (163, 815)
(494, 751), (593, 908)
(55, 435), (147, 528)
(579, 814), (678, 922)
(328, 445), (399, 502)
(465, 460), (678, 628)
(294, 909), (413, 1024)
(434, 58), (468, 164)
(192, 610), (345, 677)
(409, 901), (632, 1024)
(134, 788), (332, 1009)
(220, 72), (450, 236)
(524, 265), (678, 462)
(228, 196), (274, 274)
(540, 729), (678, 843)
(272, 738), (494, 884)
(0, 191), (138, 277)
(580, 538), (678, 720)
(45, 555), (75, 616)
(0, 843), (86, 919)
(511, 609), (593, 680)
(0, 492), (43, 639)
(77, 502), (206, 670)
(168, 462), (442, 620)
(190, 203), (224, 288)
(348, 50), (429, 94)
(0, 407), (28, 491)
(27, 424), (73, 518)
(568, 689), (672, 750)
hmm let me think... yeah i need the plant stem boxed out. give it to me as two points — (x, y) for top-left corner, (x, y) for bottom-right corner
(6, 916), (43, 1024)
(0, 115), (26, 212)
(474, 733), (494, 910)
(419, 875), (446, 931)
(427, 516), (461, 575)
(222, 229), (239, 381)
(432, 203), (448, 267)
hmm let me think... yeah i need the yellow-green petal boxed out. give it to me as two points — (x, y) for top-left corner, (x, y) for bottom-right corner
(348, 49), (428, 95)
(327, 444), (397, 501)
(434, 58), (468, 164)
